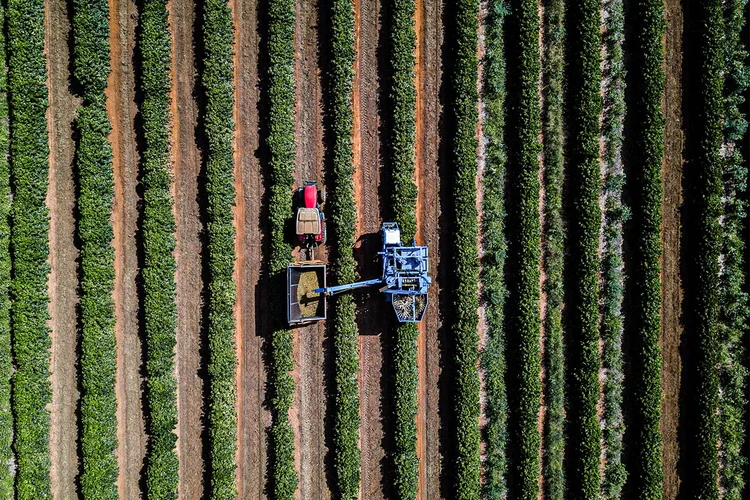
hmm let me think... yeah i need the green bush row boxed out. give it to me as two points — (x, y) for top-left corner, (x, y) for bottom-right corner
(600, 0), (627, 498)
(138, 1), (179, 498)
(563, 0), (602, 496)
(622, 0), (664, 497)
(683, 1), (723, 498)
(502, 0), (541, 498)
(327, 0), (360, 498)
(480, 1), (508, 498)
(201, 1), (237, 497)
(266, 0), (297, 498)
(540, 0), (565, 497)
(445, 1), (480, 498)
(387, 1), (419, 498)
(7, 1), (52, 498)
(71, 1), (119, 497)
(0, 1), (11, 497)
(718, 2), (749, 498)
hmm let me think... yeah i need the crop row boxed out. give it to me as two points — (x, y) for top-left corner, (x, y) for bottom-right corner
(138, 0), (179, 497)
(600, 0), (627, 498)
(266, 0), (297, 497)
(621, 0), (664, 497)
(387, 0), (419, 497)
(718, 1), (749, 498)
(0, 2), (11, 497)
(540, 0), (564, 496)
(683, 1), (723, 497)
(564, 0), (603, 496)
(201, 1), (238, 497)
(7, 1), (52, 497)
(326, 0), (360, 498)
(502, 0), (541, 497)
(71, 0), (119, 497)
(479, 1), (508, 498)
(445, 1), (480, 497)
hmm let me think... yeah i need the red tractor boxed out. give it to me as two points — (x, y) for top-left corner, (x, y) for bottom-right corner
(295, 180), (326, 259)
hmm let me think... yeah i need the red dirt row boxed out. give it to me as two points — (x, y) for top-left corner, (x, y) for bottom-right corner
(107, 0), (147, 497)
(46, 0), (81, 496)
(661, 0), (684, 496)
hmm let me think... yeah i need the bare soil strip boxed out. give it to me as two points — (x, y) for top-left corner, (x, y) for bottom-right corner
(661, 0), (684, 496)
(232, 0), (270, 497)
(45, 0), (81, 496)
(107, 0), (146, 496)
(353, 0), (390, 496)
(170, 0), (206, 497)
(414, 0), (443, 497)
(293, 0), (330, 497)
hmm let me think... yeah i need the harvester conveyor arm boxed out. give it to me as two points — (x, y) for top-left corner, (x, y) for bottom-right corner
(315, 278), (384, 296)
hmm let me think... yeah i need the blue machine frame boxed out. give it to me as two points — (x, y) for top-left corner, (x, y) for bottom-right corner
(311, 222), (432, 322)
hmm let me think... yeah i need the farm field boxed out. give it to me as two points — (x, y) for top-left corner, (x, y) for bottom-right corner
(0, 0), (746, 499)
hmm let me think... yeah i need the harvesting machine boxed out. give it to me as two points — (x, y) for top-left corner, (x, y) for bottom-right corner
(287, 221), (431, 325)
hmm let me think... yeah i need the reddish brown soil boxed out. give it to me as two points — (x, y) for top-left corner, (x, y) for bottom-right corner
(231, 0), (271, 497)
(107, 0), (146, 496)
(661, 0), (684, 496)
(414, 0), (443, 497)
(170, 0), (206, 497)
(45, 0), (81, 496)
(353, 0), (390, 496)
(293, 0), (330, 497)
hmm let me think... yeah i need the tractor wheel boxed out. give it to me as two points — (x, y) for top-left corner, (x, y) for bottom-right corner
(318, 187), (326, 206)
(321, 221), (327, 246)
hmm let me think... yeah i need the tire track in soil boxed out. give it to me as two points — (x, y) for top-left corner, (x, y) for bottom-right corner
(107, 0), (146, 496)
(353, 0), (389, 497)
(414, 0), (443, 498)
(231, 0), (269, 497)
(661, 0), (684, 496)
(293, 0), (330, 497)
(46, 0), (81, 496)
(170, 0), (206, 498)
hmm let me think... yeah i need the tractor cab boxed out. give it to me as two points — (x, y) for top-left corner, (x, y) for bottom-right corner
(295, 180), (326, 259)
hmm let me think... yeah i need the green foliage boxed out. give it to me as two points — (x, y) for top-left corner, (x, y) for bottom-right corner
(0, 1), (11, 496)
(7, 1), (51, 497)
(683, 1), (723, 498)
(540, 0), (565, 497)
(388, 0), (417, 244)
(327, 0), (360, 497)
(563, 0), (602, 496)
(718, 1), (749, 498)
(138, 0), (179, 497)
(622, 0), (664, 497)
(393, 323), (418, 500)
(503, 0), (541, 497)
(480, 2), (508, 498)
(266, 0), (297, 497)
(71, 1), (119, 497)
(445, 1), (481, 497)
(201, 1), (237, 497)
(600, 0), (627, 497)
(386, 1), (419, 498)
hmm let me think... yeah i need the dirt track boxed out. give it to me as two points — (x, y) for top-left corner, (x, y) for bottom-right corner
(170, 0), (207, 497)
(352, 0), (391, 496)
(660, 0), (684, 496)
(231, 0), (271, 497)
(293, 0), (330, 498)
(107, 0), (147, 496)
(414, 0), (444, 498)
(46, 0), (81, 496)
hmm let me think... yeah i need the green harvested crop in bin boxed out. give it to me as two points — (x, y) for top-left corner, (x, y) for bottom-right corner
(297, 271), (321, 317)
